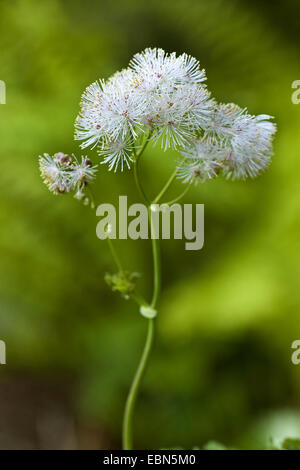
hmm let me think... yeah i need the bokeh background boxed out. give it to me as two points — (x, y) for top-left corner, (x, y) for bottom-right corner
(0, 0), (300, 450)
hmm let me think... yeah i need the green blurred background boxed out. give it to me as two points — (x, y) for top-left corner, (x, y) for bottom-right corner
(0, 0), (300, 450)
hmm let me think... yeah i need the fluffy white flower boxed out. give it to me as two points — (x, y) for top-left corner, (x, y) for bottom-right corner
(203, 102), (245, 143)
(129, 48), (206, 92)
(149, 88), (194, 150)
(98, 134), (134, 172)
(129, 48), (212, 149)
(181, 53), (207, 84)
(39, 153), (97, 202)
(177, 139), (222, 184)
(222, 113), (277, 179)
(75, 72), (146, 149)
(101, 76), (147, 140)
(73, 48), (277, 175)
(180, 85), (214, 130)
(70, 156), (98, 186)
(75, 81), (105, 148)
(39, 153), (71, 194)
(75, 48), (214, 165)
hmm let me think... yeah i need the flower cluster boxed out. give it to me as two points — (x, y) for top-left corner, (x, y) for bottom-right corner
(75, 48), (276, 181)
(178, 104), (277, 182)
(75, 48), (213, 171)
(39, 152), (97, 205)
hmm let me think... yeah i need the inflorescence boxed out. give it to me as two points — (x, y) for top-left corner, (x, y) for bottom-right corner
(40, 48), (276, 200)
(39, 152), (97, 205)
(74, 48), (276, 181)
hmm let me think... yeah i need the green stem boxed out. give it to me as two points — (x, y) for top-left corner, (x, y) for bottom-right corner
(106, 238), (147, 308)
(130, 291), (148, 307)
(133, 159), (150, 205)
(122, 318), (155, 450)
(153, 168), (177, 204)
(107, 237), (124, 273)
(86, 185), (96, 209)
(122, 146), (162, 450)
(150, 211), (161, 308)
(165, 184), (191, 205)
(133, 136), (151, 205)
(122, 223), (160, 449)
(136, 134), (151, 160)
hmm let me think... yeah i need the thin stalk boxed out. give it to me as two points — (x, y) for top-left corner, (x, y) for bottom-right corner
(130, 291), (148, 307)
(133, 136), (151, 205)
(107, 237), (124, 273)
(133, 159), (150, 205)
(106, 236), (147, 309)
(122, 318), (155, 450)
(122, 227), (160, 449)
(153, 168), (177, 204)
(150, 210), (161, 308)
(122, 210), (161, 450)
(87, 185), (96, 209)
(136, 134), (151, 160)
(165, 184), (191, 205)
(122, 146), (162, 450)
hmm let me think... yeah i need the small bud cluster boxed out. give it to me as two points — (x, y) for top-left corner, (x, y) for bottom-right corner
(75, 48), (276, 181)
(39, 152), (97, 204)
(104, 271), (140, 299)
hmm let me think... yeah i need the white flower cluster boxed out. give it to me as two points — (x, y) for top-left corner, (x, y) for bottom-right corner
(179, 103), (277, 182)
(39, 152), (97, 204)
(75, 48), (276, 181)
(75, 48), (213, 170)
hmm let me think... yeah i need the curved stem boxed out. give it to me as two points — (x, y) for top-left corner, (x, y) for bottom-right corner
(134, 159), (150, 205)
(150, 213), (161, 308)
(107, 237), (124, 273)
(165, 184), (191, 205)
(130, 291), (148, 307)
(122, 220), (161, 450)
(122, 148), (162, 450)
(133, 136), (151, 205)
(122, 318), (155, 450)
(153, 168), (177, 204)
(86, 185), (96, 209)
(136, 134), (151, 160)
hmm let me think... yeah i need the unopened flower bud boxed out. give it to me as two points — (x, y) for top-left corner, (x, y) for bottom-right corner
(83, 157), (93, 167)
(54, 152), (71, 166)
